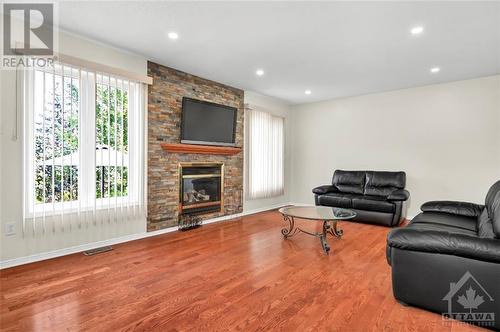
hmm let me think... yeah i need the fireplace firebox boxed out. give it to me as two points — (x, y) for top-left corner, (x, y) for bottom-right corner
(179, 163), (224, 215)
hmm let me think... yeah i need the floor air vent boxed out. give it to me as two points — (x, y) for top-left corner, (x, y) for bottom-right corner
(83, 246), (113, 256)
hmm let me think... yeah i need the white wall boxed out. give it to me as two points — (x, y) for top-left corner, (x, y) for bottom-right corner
(0, 29), (148, 262)
(498, 82), (500, 171)
(243, 91), (292, 212)
(290, 76), (500, 217)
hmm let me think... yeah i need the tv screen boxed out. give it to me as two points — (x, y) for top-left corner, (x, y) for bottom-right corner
(181, 97), (237, 146)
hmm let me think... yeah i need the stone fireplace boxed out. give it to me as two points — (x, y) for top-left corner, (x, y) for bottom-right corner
(179, 163), (223, 215)
(147, 61), (244, 231)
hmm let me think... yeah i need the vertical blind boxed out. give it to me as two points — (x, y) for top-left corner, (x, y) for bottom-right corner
(22, 63), (146, 235)
(247, 107), (284, 199)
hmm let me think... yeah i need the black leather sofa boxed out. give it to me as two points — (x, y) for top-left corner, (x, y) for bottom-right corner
(387, 181), (500, 330)
(312, 170), (409, 227)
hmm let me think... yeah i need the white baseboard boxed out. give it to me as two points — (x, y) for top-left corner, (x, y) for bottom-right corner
(0, 202), (291, 270)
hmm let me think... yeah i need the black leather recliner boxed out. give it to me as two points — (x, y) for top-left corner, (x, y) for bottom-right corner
(387, 181), (500, 330)
(312, 170), (409, 227)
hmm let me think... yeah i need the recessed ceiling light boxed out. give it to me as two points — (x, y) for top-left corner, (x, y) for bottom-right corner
(305, 90), (312, 95)
(411, 26), (424, 35)
(168, 31), (179, 40)
(430, 67), (441, 73)
(256, 69), (265, 76)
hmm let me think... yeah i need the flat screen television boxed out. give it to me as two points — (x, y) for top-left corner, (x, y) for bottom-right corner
(181, 97), (237, 146)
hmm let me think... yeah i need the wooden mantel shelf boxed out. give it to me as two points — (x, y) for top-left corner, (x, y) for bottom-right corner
(161, 143), (242, 155)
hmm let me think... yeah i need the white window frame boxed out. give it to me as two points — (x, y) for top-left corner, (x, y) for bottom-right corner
(22, 64), (144, 218)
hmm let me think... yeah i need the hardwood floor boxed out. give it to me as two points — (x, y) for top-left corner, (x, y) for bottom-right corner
(0, 210), (483, 331)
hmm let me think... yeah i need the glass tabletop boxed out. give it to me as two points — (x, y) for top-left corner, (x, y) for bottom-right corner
(278, 206), (356, 221)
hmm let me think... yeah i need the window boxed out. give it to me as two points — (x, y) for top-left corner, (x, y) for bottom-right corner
(30, 66), (79, 205)
(247, 108), (285, 199)
(23, 63), (145, 231)
(95, 75), (130, 200)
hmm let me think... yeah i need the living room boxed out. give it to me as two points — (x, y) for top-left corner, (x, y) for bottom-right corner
(1, 1), (499, 331)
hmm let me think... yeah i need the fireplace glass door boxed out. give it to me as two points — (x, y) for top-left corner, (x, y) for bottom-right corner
(180, 164), (223, 214)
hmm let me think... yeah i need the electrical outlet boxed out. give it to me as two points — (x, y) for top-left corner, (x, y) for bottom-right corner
(4, 222), (16, 236)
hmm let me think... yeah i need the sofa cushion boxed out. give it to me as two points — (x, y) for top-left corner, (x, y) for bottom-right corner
(484, 180), (500, 238)
(405, 220), (478, 237)
(420, 201), (484, 218)
(364, 171), (406, 197)
(485, 180), (500, 215)
(312, 185), (339, 195)
(410, 212), (477, 233)
(492, 193), (500, 239)
(332, 170), (366, 195)
(478, 209), (496, 239)
(317, 192), (355, 208)
(387, 189), (410, 201)
(387, 228), (500, 264)
(352, 196), (395, 213)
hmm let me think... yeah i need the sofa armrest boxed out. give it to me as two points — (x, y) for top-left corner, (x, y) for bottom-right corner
(312, 185), (338, 195)
(421, 200), (484, 218)
(387, 228), (500, 264)
(387, 189), (410, 201)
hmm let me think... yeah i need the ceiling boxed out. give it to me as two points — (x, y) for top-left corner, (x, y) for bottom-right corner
(57, 1), (500, 104)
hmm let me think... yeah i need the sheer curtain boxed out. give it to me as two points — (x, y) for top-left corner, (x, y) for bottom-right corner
(247, 107), (284, 199)
(22, 63), (146, 235)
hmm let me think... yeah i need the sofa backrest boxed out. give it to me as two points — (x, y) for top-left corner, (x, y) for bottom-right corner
(364, 171), (406, 197)
(332, 170), (406, 197)
(485, 180), (500, 238)
(332, 170), (366, 194)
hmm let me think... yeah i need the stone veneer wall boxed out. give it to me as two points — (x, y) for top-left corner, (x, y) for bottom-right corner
(147, 61), (244, 231)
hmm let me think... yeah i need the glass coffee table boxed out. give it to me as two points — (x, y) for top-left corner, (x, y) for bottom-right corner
(278, 206), (357, 255)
